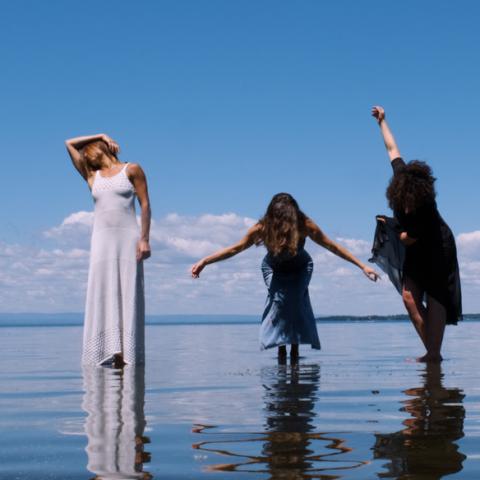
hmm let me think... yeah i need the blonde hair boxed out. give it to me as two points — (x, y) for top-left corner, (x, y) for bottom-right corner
(80, 140), (118, 175)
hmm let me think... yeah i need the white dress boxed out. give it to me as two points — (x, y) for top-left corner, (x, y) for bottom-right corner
(82, 163), (145, 365)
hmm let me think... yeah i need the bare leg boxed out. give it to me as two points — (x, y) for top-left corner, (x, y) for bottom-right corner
(402, 277), (428, 350)
(419, 296), (446, 363)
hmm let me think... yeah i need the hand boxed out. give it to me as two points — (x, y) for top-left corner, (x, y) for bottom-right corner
(191, 260), (206, 278)
(102, 134), (120, 155)
(376, 215), (386, 224)
(371, 106), (385, 124)
(362, 265), (380, 282)
(136, 240), (151, 261)
(400, 231), (417, 246)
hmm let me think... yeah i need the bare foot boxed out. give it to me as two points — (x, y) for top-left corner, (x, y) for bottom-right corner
(416, 353), (443, 363)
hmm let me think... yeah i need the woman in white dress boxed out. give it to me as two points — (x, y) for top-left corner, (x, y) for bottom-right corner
(66, 134), (151, 367)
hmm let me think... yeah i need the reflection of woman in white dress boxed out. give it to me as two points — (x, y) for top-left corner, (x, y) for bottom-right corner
(66, 134), (151, 367)
(82, 366), (152, 479)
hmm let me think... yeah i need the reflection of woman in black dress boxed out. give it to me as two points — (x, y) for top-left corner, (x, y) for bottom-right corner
(373, 363), (465, 478)
(372, 106), (462, 362)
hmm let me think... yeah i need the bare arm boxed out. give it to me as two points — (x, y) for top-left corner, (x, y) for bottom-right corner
(128, 163), (152, 261)
(371, 106), (401, 162)
(64, 133), (119, 180)
(306, 218), (379, 281)
(191, 224), (261, 278)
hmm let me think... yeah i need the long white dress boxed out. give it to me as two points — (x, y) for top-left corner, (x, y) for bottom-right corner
(82, 163), (145, 365)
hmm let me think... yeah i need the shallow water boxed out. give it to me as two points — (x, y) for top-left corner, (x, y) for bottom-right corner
(0, 321), (479, 479)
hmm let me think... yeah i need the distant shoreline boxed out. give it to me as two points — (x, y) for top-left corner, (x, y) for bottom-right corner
(0, 312), (478, 327)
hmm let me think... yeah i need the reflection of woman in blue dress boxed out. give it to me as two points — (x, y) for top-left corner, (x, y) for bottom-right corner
(191, 193), (378, 361)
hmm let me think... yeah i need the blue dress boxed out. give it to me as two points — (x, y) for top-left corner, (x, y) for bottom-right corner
(259, 240), (321, 350)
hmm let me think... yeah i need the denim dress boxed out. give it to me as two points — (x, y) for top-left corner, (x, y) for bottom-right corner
(259, 241), (321, 350)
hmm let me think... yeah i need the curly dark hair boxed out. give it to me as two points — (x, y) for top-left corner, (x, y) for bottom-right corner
(256, 193), (307, 256)
(387, 160), (436, 213)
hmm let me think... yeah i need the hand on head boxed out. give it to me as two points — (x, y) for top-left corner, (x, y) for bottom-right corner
(102, 134), (120, 155)
(371, 106), (385, 124)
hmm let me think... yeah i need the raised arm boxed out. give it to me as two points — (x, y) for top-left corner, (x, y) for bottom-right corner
(306, 218), (379, 282)
(191, 223), (262, 278)
(371, 106), (401, 162)
(64, 133), (119, 180)
(128, 164), (152, 261)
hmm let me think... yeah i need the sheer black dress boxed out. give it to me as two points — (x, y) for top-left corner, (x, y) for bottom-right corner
(391, 157), (462, 325)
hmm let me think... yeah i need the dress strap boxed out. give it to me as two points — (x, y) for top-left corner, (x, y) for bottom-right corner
(121, 162), (130, 178)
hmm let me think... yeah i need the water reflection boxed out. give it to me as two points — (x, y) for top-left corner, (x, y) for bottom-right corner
(193, 363), (366, 477)
(82, 366), (152, 480)
(374, 363), (466, 479)
(263, 363), (323, 475)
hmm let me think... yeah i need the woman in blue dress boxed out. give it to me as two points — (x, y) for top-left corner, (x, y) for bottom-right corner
(191, 193), (379, 362)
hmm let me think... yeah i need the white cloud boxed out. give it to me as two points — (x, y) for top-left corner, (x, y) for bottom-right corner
(43, 211), (94, 249)
(335, 237), (371, 256)
(0, 240), (89, 312)
(457, 230), (480, 260)
(1, 213), (480, 315)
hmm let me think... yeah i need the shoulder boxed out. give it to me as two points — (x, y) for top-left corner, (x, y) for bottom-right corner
(247, 222), (263, 236)
(304, 217), (319, 233)
(244, 222), (263, 242)
(126, 162), (144, 175)
(391, 157), (406, 175)
(125, 163), (147, 182)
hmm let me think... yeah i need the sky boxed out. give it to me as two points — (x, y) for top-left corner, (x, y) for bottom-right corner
(1, 0), (480, 315)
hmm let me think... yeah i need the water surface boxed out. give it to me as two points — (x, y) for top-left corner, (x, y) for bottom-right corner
(0, 320), (479, 479)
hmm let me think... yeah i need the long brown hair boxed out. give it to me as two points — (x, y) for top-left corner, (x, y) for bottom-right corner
(387, 160), (436, 213)
(256, 193), (307, 256)
(80, 140), (118, 175)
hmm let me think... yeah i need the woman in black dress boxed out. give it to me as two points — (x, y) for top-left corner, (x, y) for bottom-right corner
(371, 106), (462, 362)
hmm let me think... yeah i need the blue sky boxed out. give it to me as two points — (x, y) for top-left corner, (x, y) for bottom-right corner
(1, 1), (480, 314)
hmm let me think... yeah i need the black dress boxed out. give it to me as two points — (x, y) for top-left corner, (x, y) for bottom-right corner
(390, 157), (462, 325)
(370, 215), (405, 295)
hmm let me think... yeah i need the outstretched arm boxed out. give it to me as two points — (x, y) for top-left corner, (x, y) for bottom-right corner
(371, 106), (401, 162)
(65, 133), (119, 180)
(191, 224), (261, 278)
(128, 164), (152, 261)
(306, 218), (379, 281)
